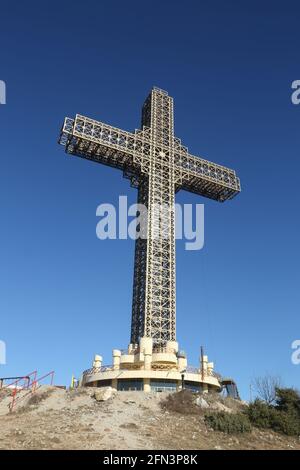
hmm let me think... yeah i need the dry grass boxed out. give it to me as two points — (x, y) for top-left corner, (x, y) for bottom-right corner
(27, 389), (54, 406)
(0, 389), (11, 400)
(161, 390), (201, 415)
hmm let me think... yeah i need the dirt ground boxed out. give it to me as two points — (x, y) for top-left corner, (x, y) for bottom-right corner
(0, 386), (299, 450)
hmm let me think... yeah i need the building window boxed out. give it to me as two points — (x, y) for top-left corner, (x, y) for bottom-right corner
(117, 379), (143, 391)
(96, 379), (112, 388)
(184, 381), (202, 393)
(150, 379), (178, 392)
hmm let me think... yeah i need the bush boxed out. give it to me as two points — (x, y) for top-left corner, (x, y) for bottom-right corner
(204, 412), (252, 434)
(271, 409), (300, 436)
(246, 395), (300, 436)
(275, 388), (300, 415)
(247, 400), (276, 429)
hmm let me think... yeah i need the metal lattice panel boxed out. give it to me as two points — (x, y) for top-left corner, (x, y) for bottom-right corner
(59, 87), (241, 347)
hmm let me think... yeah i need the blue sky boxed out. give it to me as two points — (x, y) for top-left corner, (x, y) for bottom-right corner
(1, 0), (299, 399)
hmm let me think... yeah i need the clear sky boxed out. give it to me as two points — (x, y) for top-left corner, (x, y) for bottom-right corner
(1, 0), (299, 399)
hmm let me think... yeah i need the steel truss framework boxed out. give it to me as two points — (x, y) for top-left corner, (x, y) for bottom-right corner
(59, 87), (241, 347)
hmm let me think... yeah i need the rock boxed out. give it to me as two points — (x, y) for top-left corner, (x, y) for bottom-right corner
(214, 445), (222, 450)
(195, 397), (209, 408)
(211, 401), (232, 413)
(93, 387), (117, 402)
(240, 400), (249, 407)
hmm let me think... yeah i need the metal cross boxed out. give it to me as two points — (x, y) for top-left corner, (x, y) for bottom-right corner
(59, 87), (241, 347)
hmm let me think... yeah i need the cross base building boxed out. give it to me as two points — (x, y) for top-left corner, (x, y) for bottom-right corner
(82, 338), (221, 393)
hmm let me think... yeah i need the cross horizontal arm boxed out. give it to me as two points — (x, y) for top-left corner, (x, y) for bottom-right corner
(175, 144), (241, 202)
(59, 114), (151, 175)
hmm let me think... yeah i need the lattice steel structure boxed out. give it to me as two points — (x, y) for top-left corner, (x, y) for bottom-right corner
(59, 87), (241, 347)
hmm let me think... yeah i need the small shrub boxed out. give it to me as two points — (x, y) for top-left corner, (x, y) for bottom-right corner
(27, 389), (53, 406)
(204, 412), (252, 434)
(161, 390), (199, 415)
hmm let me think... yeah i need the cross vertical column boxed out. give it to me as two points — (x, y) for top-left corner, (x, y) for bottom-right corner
(130, 88), (176, 347)
(130, 176), (148, 345)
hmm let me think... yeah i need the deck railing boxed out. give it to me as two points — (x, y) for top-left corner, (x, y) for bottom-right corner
(82, 364), (221, 381)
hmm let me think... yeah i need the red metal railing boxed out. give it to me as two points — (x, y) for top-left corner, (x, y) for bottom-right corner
(8, 371), (55, 412)
(2, 371), (37, 391)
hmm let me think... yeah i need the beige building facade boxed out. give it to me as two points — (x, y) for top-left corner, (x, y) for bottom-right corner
(82, 337), (221, 393)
